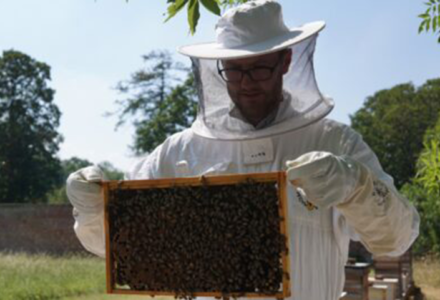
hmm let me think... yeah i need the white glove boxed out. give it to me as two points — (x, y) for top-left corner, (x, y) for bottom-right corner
(66, 166), (106, 214)
(286, 151), (364, 209)
(66, 166), (107, 257)
(287, 151), (418, 256)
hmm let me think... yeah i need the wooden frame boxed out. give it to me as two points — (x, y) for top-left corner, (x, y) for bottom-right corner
(102, 172), (291, 299)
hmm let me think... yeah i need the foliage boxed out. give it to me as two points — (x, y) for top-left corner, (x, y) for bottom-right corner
(165, 0), (249, 34)
(132, 73), (197, 153)
(98, 161), (124, 180)
(419, 0), (440, 43)
(47, 157), (124, 204)
(415, 117), (440, 195)
(112, 50), (198, 154)
(401, 116), (440, 256)
(0, 50), (63, 203)
(47, 157), (92, 204)
(401, 182), (440, 256)
(350, 78), (440, 188)
(61, 157), (93, 179)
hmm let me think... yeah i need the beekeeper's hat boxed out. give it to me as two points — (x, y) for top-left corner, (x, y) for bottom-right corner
(178, 0), (325, 60)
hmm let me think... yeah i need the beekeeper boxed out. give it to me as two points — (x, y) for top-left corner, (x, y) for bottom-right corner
(67, 1), (420, 299)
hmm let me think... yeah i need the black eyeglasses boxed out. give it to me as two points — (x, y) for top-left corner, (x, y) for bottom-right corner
(217, 55), (284, 83)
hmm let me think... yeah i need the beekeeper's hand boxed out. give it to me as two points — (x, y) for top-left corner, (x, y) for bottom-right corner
(66, 166), (106, 213)
(286, 151), (366, 209)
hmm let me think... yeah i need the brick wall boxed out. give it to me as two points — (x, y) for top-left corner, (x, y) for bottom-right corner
(0, 204), (87, 254)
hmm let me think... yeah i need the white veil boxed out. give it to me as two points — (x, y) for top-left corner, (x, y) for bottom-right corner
(189, 34), (334, 140)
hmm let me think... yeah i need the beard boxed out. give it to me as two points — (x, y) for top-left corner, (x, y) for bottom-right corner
(228, 75), (284, 126)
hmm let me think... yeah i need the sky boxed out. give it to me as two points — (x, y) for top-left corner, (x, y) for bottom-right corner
(0, 0), (439, 171)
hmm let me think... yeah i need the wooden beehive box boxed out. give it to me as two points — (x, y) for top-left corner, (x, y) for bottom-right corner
(102, 172), (291, 299)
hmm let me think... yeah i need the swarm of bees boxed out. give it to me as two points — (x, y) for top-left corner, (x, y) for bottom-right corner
(108, 180), (288, 299)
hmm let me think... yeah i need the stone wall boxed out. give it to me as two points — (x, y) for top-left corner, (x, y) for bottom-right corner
(0, 204), (87, 254)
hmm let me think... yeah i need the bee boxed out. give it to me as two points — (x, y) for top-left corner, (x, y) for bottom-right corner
(108, 179), (287, 299)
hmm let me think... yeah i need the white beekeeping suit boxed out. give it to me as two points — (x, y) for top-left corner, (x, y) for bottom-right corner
(67, 1), (419, 300)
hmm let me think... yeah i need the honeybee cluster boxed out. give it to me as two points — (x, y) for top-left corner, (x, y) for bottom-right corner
(108, 181), (288, 299)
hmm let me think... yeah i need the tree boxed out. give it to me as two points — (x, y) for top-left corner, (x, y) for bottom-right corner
(418, 0), (440, 43)
(401, 116), (440, 255)
(133, 74), (197, 153)
(350, 78), (440, 188)
(165, 0), (249, 34)
(47, 157), (124, 204)
(47, 157), (92, 204)
(415, 119), (440, 195)
(0, 50), (63, 203)
(112, 50), (198, 154)
(60, 156), (93, 180)
(57, 156), (123, 181)
(98, 161), (124, 180)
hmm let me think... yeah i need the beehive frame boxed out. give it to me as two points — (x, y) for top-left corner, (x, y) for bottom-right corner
(102, 172), (291, 298)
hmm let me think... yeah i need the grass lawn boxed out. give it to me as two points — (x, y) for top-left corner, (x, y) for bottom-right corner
(62, 294), (170, 300)
(0, 252), (105, 300)
(0, 251), (439, 300)
(413, 256), (440, 300)
(0, 251), (172, 300)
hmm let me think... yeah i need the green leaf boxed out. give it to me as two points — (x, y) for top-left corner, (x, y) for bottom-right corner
(430, 0), (436, 4)
(434, 16), (438, 32)
(188, 0), (200, 35)
(419, 20), (428, 33)
(200, 0), (221, 16)
(165, 0), (189, 22)
(419, 13), (430, 19)
(427, 18), (431, 31)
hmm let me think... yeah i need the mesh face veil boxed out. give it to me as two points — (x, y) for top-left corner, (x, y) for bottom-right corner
(189, 35), (334, 141)
(178, 0), (334, 140)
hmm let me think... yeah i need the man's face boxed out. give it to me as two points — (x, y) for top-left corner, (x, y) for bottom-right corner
(221, 50), (292, 126)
